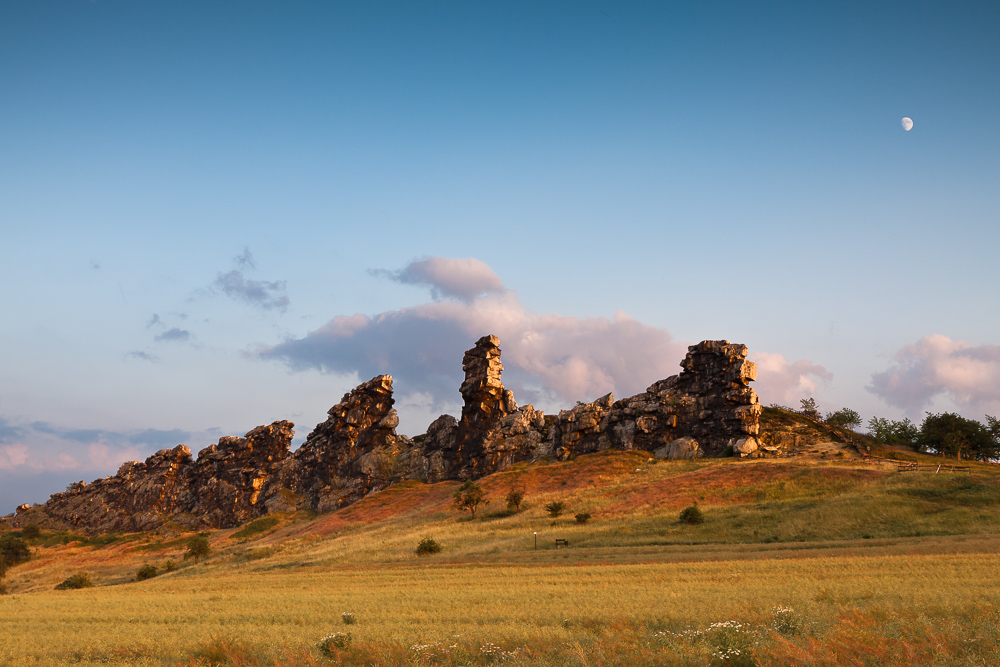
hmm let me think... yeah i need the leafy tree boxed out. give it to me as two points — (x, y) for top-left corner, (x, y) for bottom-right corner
(186, 535), (211, 562)
(20, 524), (41, 540)
(799, 398), (820, 419)
(544, 501), (565, 518)
(918, 412), (999, 461)
(867, 417), (919, 447)
(0, 534), (30, 566)
(453, 481), (489, 519)
(824, 408), (862, 431)
(505, 487), (525, 513)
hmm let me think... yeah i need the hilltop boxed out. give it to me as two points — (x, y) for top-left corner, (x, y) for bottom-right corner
(4, 423), (998, 593)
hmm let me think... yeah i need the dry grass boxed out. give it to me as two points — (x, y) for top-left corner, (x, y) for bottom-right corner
(3, 452), (1000, 666)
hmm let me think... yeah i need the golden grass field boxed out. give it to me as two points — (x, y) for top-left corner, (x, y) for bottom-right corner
(3, 450), (1000, 666)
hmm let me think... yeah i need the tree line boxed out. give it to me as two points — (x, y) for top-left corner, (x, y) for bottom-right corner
(797, 398), (1000, 462)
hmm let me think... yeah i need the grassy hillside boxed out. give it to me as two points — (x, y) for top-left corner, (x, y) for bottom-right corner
(2, 448), (1000, 666)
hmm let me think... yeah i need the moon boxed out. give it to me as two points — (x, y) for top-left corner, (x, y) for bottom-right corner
(901, 117), (913, 131)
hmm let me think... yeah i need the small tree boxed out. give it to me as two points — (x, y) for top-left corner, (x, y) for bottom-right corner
(824, 408), (862, 431)
(545, 501), (565, 518)
(186, 535), (211, 562)
(679, 503), (704, 525)
(454, 481), (489, 519)
(799, 398), (820, 419)
(505, 487), (525, 513)
(575, 512), (591, 524)
(21, 524), (41, 540)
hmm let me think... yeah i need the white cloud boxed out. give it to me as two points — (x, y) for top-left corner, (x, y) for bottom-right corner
(376, 256), (506, 302)
(751, 352), (832, 406)
(869, 334), (1000, 416)
(262, 258), (687, 409)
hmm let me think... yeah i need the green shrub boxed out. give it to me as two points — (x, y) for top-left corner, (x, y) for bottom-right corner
(721, 445), (735, 457)
(21, 524), (41, 540)
(55, 572), (94, 590)
(186, 535), (211, 562)
(164, 560), (178, 572)
(545, 501), (565, 518)
(415, 537), (442, 556)
(341, 611), (356, 625)
(136, 564), (159, 581)
(317, 632), (352, 656)
(679, 503), (704, 525)
(574, 512), (591, 524)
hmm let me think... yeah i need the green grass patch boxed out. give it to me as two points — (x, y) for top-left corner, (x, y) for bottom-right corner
(230, 516), (282, 541)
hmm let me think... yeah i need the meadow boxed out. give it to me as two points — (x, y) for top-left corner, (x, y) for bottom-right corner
(3, 451), (1000, 666)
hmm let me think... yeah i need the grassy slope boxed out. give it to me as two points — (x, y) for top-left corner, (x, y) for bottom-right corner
(3, 441), (1000, 666)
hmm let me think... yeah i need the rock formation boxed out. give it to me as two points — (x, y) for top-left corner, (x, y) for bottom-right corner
(547, 340), (761, 459)
(273, 375), (409, 513)
(2, 336), (763, 534)
(16, 421), (295, 534)
(403, 335), (546, 481)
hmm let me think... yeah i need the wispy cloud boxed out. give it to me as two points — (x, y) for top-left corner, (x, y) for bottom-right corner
(126, 350), (159, 362)
(213, 270), (289, 312)
(207, 248), (289, 312)
(154, 327), (191, 342)
(869, 335), (1000, 416)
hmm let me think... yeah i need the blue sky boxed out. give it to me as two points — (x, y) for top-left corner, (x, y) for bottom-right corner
(2, 1), (999, 512)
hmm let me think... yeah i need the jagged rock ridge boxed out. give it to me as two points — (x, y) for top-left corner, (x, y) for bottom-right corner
(4, 336), (762, 534)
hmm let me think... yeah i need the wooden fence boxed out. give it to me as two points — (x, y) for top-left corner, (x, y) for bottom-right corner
(860, 455), (971, 473)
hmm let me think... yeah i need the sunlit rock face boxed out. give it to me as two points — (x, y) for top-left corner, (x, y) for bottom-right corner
(17, 421), (295, 534)
(3, 337), (762, 534)
(271, 374), (409, 513)
(548, 340), (762, 460)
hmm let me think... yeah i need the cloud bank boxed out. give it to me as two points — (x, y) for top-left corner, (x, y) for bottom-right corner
(750, 352), (832, 406)
(0, 419), (201, 474)
(262, 257), (688, 408)
(869, 335), (1000, 415)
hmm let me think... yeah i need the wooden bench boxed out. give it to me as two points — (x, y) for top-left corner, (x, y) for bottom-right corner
(555, 538), (569, 548)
